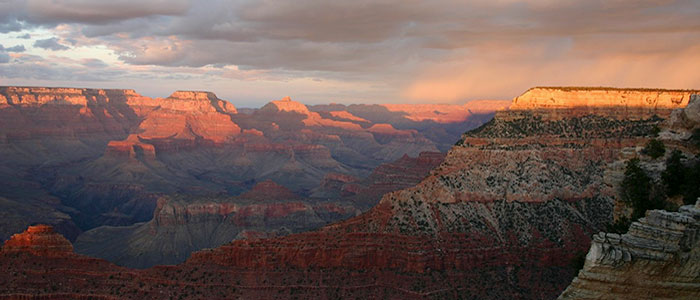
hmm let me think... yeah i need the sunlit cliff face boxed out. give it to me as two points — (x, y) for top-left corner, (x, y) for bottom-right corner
(1, 1), (699, 104)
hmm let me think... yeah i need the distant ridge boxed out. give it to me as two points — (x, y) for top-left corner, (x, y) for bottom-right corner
(526, 86), (700, 93)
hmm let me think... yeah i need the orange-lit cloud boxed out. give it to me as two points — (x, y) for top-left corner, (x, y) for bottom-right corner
(405, 33), (700, 102)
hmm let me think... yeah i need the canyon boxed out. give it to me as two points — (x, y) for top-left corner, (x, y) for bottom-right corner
(74, 152), (445, 268)
(0, 86), (494, 267)
(1, 86), (698, 299)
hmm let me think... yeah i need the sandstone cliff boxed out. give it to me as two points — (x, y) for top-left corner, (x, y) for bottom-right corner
(559, 200), (700, 299)
(511, 87), (697, 120)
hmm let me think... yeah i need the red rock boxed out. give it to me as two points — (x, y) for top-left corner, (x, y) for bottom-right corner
(242, 128), (264, 136)
(259, 96), (311, 114)
(2, 225), (73, 257)
(381, 100), (510, 123)
(328, 110), (370, 123)
(239, 180), (300, 201)
(104, 134), (156, 160)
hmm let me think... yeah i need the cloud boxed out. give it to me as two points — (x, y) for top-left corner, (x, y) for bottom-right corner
(0, 53), (125, 81)
(78, 1), (700, 71)
(81, 58), (108, 68)
(5, 45), (26, 52)
(33, 37), (70, 50)
(16, 33), (31, 39)
(23, 0), (191, 24)
(0, 43), (25, 63)
(0, 0), (191, 34)
(2, 0), (700, 103)
(404, 33), (700, 102)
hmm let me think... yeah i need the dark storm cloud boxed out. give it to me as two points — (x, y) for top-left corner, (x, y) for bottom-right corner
(83, 0), (700, 73)
(33, 37), (70, 50)
(4, 0), (700, 72)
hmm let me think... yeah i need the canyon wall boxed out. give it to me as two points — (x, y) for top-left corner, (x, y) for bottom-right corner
(559, 201), (700, 299)
(509, 87), (698, 120)
(74, 152), (444, 268)
(557, 91), (700, 299)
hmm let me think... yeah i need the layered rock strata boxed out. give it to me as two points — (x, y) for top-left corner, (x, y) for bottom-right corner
(511, 87), (698, 120)
(2, 225), (73, 257)
(559, 200), (700, 299)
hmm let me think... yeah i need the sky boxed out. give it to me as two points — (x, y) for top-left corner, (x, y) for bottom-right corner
(1, 0), (699, 107)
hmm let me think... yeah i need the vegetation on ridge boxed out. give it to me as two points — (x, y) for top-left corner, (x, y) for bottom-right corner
(642, 139), (666, 159)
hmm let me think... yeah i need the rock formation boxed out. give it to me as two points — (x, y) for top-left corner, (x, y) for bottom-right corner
(559, 200), (700, 299)
(259, 96), (311, 114)
(382, 100), (510, 123)
(321, 151), (446, 209)
(1, 85), (502, 244)
(74, 152), (443, 268)
(2, 225), (73, 257)
(512, 87), (696, 117)
(666, 94), (700, 134)
(557, 90), (700, 299)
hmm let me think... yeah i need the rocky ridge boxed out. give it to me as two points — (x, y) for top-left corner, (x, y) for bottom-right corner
(512, 87), (697, 118)
(559, 200), (700, 299)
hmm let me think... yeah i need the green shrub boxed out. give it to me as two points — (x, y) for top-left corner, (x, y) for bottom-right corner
(682, 157), (700, 205)
(650, 125), (660, 137)
(606, 216), (631, 234)
(642, 139), (666, 159)
(691, 128), (700, 148)
(570, 251), (587, 272)
(662, 150), (686, 196)
(620, 158), (665, 220)
(661, 150), (700, 205)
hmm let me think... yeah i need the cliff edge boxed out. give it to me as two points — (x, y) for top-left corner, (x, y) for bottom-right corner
(510, 87), (699, 120)
(559, 200), (700, 300)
